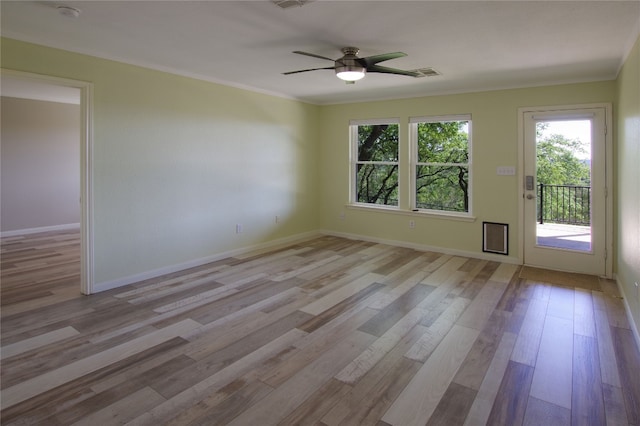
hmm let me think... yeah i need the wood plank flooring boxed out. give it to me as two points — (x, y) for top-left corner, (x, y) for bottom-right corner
(2, 229), (639, 425)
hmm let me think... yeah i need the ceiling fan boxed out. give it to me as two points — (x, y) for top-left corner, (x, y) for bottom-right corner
(283, 47), (419, 84)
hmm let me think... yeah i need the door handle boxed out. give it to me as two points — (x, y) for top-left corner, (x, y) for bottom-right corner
(526, 194), (535, 200)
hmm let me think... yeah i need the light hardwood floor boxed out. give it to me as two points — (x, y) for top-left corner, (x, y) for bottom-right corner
(1, 229), (639, 425)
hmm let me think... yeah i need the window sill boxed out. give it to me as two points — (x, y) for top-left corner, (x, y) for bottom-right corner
(346, 204), (477, 222)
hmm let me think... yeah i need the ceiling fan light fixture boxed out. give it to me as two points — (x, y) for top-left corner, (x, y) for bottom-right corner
(335, 66), (366, 82)
(285, 46), (415, 82)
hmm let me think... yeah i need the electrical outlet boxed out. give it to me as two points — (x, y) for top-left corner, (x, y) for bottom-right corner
(236, 224), (243, 234)
(339, 212), (345, 220)
(409, 220), (415, 229)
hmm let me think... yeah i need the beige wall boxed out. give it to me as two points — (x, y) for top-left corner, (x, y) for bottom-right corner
(318, 82), (616, 262)
(1, 38), (321, 288)
(1, 97), (80, 232)
(616, 33), (640, 337)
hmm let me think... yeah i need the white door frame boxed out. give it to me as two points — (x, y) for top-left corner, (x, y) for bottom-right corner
(517, 103), (613, 278)
(2, 69), (95, 294)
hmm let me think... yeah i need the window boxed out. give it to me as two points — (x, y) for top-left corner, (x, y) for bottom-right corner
(351, 120), (399, 207)
(411, 115), (471, 214)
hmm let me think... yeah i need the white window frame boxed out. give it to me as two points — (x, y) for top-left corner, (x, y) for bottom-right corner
(409, 114), (473, 217)
(350, 118), (400, 208)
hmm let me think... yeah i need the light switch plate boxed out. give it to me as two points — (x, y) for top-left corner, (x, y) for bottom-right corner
(497, 166), (516, 176)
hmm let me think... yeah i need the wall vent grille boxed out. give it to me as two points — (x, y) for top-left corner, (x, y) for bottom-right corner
(411, 67), (441, 78)
(483, 222), (509, 255)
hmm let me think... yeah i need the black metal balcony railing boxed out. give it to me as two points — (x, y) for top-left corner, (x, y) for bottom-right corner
(538, 184), (591, 226)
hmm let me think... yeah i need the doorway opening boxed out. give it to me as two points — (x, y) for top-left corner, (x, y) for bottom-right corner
(1, 69), (94, 294)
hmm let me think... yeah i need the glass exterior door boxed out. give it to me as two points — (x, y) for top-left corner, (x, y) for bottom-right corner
(523, 108), (607, 275)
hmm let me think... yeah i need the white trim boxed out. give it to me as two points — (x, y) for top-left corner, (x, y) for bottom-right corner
(517, 110), (526, 264)
(347, 203), (401, 213)
(530, 113), (596, 121)
(1, 223), (80, 238)
(321, 229), (520, 265)
(517, 103), (613, 279)
(94, 231), (320, 293)
(415, 162), (468, 168)
(616, 277), (640, 353)
(354, 161), (398, 166)
(350, 124), (357, 205)
(409, 114), (471, 124)
(80, 80), (95, 295)
(349, 118), (400, 126)
(1, 69), (95, 295)
(346, 203), (476, 222)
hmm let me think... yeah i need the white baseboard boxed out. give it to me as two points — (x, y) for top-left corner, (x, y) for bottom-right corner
(94, 230), (320, 293)
(319, 229), (522, 265)
(91, 228), (521, 294)
(1, 223), (80, 238)
(616, 276), (640, 353)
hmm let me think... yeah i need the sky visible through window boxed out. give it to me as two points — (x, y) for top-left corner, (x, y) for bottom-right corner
(539, 120), (591, 160)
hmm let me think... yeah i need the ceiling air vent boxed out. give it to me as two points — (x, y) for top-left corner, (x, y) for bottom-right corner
(272, 0), (313, 9)
(411, 67), (441, 78)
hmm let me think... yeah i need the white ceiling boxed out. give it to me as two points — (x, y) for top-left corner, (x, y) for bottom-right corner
(2, 1), (639, 105)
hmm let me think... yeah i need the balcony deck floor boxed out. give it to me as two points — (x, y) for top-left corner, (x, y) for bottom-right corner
(536, 223), (591, 251)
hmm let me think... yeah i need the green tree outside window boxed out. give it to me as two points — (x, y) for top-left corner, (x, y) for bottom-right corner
(355, 123), (399, 206)
(414, 119), (470, 213)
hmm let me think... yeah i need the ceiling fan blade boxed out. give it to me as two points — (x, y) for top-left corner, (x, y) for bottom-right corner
(283, 66), (335, 75)
(292, 51), (336, 62)
(359, 52), (407, 67)
(367, 64), (420, 77)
